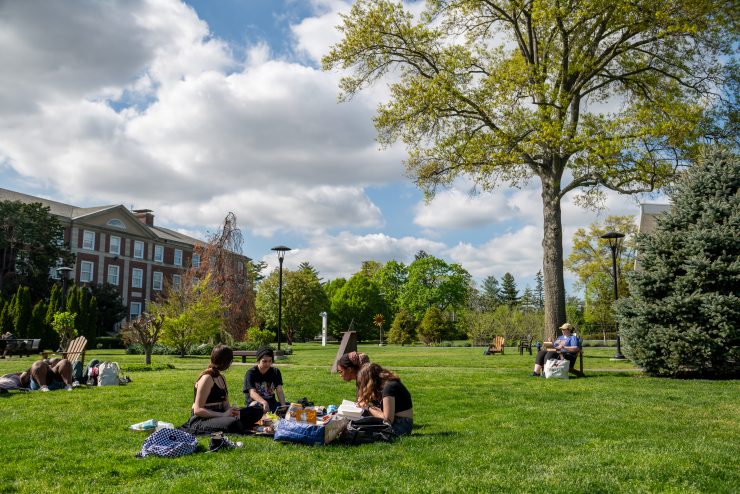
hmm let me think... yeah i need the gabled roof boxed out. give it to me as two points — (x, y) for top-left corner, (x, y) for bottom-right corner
(638, 203), (672, 235)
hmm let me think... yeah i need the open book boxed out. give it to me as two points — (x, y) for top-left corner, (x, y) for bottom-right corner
(337, 399), (364, 420)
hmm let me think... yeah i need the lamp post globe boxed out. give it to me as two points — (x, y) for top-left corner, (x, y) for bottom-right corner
(271, 246), (291, 351)
(600, 231), (626, 360)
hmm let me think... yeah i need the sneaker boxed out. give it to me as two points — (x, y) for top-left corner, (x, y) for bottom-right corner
(221, 436), (243, 449)
(530, 372), (540, 377)
(72, 381), (80, 388)
(65, 385), (73, 391)
(40, 385), (50, 392)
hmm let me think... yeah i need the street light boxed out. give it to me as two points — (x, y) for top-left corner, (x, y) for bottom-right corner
(271, 246), (291, 351)
(601, 231), (626, 359)
(56, 266), (73, 311)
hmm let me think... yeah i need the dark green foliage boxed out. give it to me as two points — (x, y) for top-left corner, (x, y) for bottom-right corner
(387, 308), (416, 346)
(617, 146), (739, 378)
(481, 275), (502, 311)
(417, 306), (448, 345)
(89, 282), (126, 335)
(0, 200), (73, 299)
(45, 283), (61, 326)
(399, 255), (471, 320)
(329, 272), (382, 341)
(500, 272), (519, 307)
(27, 301), (46, 339)
(12, 286), (32, 337)
(0, 295), (14, 333)
(535, 270), (545, 310)
(87, 296), (98, 338)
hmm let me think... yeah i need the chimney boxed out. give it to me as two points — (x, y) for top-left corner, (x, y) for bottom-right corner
(133, 209), (155, 226)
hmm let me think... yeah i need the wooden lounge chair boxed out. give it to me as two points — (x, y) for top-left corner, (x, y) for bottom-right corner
(61, 336), (87, 365)
(485, 336), (505, 355)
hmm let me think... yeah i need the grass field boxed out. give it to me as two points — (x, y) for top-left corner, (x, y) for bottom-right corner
(1, 344), (738, 493)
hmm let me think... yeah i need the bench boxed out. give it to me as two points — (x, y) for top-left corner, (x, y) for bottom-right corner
(518, 335), (534, 355)
(233, 350), (286, 363)
(0, 338), (42, 358)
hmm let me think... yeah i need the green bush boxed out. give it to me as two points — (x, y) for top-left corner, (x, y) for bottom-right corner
(122, 363), (175, 372)
(617, 146), (740, 378)
(246, 326), (275, 348)
(95, 336), (124, 349)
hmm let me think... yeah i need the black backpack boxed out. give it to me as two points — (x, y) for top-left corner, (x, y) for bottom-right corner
(341, 417), (398, 445)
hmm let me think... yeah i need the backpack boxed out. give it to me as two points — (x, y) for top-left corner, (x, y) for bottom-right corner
(136, 428), (198, 458)
(340, 417), (398, 445)
(97, 361), (120, 386)
(71, 360), (83, 383)
(84, 359), (100, 386)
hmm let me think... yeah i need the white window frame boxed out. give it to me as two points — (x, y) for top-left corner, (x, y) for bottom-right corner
(130, 302), (142, 319)
(152, 271), (163, 291)
(109, 235), (121, 255)
(191, 254), (200, 268)
(82, 230), (95, 250)
(133, 240), (144, 259)
(80, 261), (94, 283)
(107, 265), (119, 286)
(174, 249), (183, 267)
(172, 274), (181, 289)
(154, 245), (164, 263)
(132, 268), (143, 289)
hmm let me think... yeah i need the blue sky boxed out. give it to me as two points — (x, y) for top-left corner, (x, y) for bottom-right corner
(0, 0), (655, 293)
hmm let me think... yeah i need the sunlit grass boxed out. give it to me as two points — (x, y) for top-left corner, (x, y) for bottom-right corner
(0, 344), (737, 493)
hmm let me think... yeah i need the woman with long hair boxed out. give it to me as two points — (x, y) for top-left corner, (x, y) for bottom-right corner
(356, 363), (413, 436)
(335, 351), (370, 387)
(183, 344), (261, 435)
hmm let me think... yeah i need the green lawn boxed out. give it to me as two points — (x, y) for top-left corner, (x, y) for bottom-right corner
(1, 344), (737, 493)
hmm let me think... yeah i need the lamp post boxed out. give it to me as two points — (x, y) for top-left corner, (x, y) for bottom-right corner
(271, 246), (291, 351)
(56, 266), (73, 311)
(601, 231), (626, 359)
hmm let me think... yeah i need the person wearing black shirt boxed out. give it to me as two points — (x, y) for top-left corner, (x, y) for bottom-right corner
(243, 346), (286, 413)
(356, 363), (413, 436)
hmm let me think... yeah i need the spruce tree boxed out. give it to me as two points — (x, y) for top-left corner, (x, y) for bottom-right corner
(617, 146), (739, 378)
(500, 273), (519, 307)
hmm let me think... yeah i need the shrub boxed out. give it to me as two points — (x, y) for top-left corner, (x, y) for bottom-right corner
(617, 146), (740, 378)
(246, 327), (275, 348)
(122, 363), (175, 372)
(95, 336), (124, 349)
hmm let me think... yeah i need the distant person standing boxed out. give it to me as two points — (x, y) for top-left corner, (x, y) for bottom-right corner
(1, 331), (14, 359)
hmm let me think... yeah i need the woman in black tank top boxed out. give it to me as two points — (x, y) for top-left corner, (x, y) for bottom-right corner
(181, 345), (262, 435)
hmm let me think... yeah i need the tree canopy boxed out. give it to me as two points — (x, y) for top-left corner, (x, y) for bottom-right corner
(324, 0), (737, 338)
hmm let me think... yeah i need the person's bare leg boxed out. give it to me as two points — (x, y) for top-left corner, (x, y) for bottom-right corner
(31, 360), (51, 386)
(52, 359), (73, 386)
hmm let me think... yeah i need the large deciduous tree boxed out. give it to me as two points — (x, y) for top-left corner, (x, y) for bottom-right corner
(399, 254), (471, 320)
(323, 0), (737, 338)
(0, 201), (74, 299)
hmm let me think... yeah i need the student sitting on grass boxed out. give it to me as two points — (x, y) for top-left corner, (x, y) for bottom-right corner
(335, 351), (370, 395)
(356, 363), (414, 436)
(243, 346), (286, 413)
(183, 344), (261, 435)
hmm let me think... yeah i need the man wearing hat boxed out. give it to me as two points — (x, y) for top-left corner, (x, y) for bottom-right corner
(530, 323), (580, 377)
(243, 346), (286, 413)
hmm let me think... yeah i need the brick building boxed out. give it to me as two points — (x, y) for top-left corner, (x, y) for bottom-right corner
(1, 187), (208, 321)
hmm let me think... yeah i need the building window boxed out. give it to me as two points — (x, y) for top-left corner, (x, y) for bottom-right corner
(154, 245), (163, 263)
(174, 249), (183, 266)
(192, 254), (200, 268)
(153, 271), (163, 291)
(82, 230), (95, 250)
(172, 274), (181, 289)
(107, 265), (119, 285)
(110, 236), (121, 255)
(80, 261), (94, 283)
(133, 240), (144, 259)
(132, 268), (143, 289)
(130, 302), (142, 319)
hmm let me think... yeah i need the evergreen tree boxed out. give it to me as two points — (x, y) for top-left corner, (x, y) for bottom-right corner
(89, 283), (126, 335)
(500, 273), (519, 307)
(534, 271), (545, 310)
(87, 296), (99, 338)
(27, 301), (47, 339)
(45, 283), (61, 326)
(387, 308), (416, 346)
(13, 286), (32, 337)
(481, 275), (501, 311)
(416, 306), (446, 345)
(520, 286), (535, 311)
(617, 146), (739, 378)
(65, 285), (79, 315)
(1, 294), (16, 334)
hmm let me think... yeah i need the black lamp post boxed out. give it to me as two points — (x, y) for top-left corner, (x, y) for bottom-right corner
(601, 231), (626, 359)
(271, 246), (291, 351)
(56, 266), (73, 311)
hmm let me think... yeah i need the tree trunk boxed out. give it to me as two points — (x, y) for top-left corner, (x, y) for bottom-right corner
(145, 348), (152, 365)
(540, 169), (567, 341)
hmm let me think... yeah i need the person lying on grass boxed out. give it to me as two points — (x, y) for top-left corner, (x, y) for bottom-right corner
(335, 351), (370, 397)
(3, 358), (77, 391)
(243, 346), (286, 413)
(531, 323), (580, 377)
(182, 344), (261, 435)
(356, 363), (413, 436)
